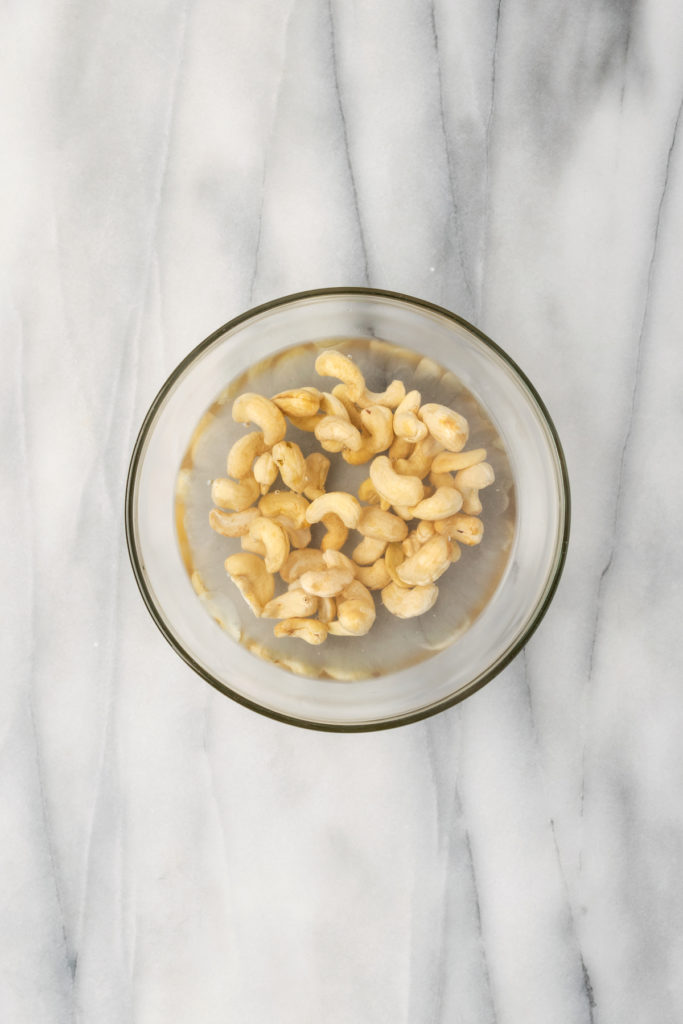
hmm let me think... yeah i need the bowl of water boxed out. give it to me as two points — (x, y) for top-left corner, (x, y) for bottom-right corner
(125, 288), (569, 731)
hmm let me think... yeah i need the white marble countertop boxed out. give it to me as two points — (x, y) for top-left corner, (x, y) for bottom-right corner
(3, 1), (683, 1021)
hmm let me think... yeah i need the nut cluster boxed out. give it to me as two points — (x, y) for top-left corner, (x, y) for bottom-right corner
(208, 350), (495, 646)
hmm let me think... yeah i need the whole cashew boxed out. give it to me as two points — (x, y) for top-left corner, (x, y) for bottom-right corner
(321, 513), (349, 552)
(416, 520), (435, 543)
(314, 415), (363, 453)
(331, 384), (363, 428)
(342, 405), (394, 465)
(315, 350), (366, 402)
(411, 486), (464, 521)
(209, 507), (260, 537)
(431, 448), (488, 473)
(253, 451), (279, 494)
(262, 589), (319, 619)
(271, 440), (307, 492)
(273, 515), (312, 550)
(394, 390), (428, 443)
(224, 552), (275, 615)
(272, 387), (321, 418)
(336, 579), (376, 636)
(454, 462), (495, 515)
(369, 455), (424, 508)
(419, 403), (469, 452)
(280, 548), (326, 583)
(248, 517), (290, 573)
(232, 393), (287, 446)
(354, 558), (391, 590)
(303, 452), (330, 500)
(306, 492), (362, 530)
(319, 391), (351, 420)
(211, 476), (260, 513)
(434, 513), (484, 546)
(259, 491), (310, 528)
(227, 430), (266, 479)
(273, 618), (328, 645)
(357, 505), (409, 543)
(358, 379), (406, 408)
(396, 535), (451, 586)
(381, 581), (439, 619)
(298, 566), (355, 598)
(394, 436), (443, 479)
(352, 536), (388, 565)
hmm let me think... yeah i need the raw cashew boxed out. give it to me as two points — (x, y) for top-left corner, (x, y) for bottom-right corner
(280, 548), (326, 583)
(240, 533), (266, 556)
(352, 536), (388, 565)
(287, 412), (322, 432)
(396, 535), (451, 586)
(322, 549), (357, 574)
(227, 430), (266, 479)
(358, 379), (406, 408)
(411, 487), (464, 521)
(381, 581), (439, 619)
(272, 387), (321, 418)
(306, 492), (362, 530)
(315, 415), (363, 452)
(357, 505), (409, 543)
(358, 477), (381, 505)
(319, 391), (351, 420)
(259, 491), (309, 528)
(211, 476), (260, 512)
(321, 513), (349, 551)
(419, 403), (469, 452)
(253, 452), (278, 494)
(262, 590), (319, 619)
(416, 520), (435, 543)
(431, 448), (487, 473)
(342, 405), (394, 464)
(298, 566), (355, 598)
(429, 470), (455, 490)
(331, 384), (363, 428)
(232, 393), (287, 446)
(336, 579), (376, 636)
(435, 513), (484, 546)
(315, 350), (366, 402)
(224, 553), (275, 615)
(209, 507), (260, 537)
(370, 455), (424, 508)
(274, 618), (328, 645)
(273, 515), (312, 549)
(248, 517), (290, 573)
(394, 436), (444, 478)
(354, 558), (391, 590)
(454, 462), (495, 515)
(272, 440), (307, 492)
(303, 452), (330, 500)
(394, 391), (428, 443)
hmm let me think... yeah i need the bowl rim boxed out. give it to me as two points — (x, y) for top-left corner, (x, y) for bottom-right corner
(125, 286), (571, 732)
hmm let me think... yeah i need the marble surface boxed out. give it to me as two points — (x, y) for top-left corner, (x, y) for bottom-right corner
(3, 1), (683, 1021)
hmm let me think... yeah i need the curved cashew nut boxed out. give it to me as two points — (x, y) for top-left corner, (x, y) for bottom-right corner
(357, 477), (381, 505)
(253, 451), (279, 494)
(431, 448), (488, 473)
(273, 618), (328, 645)
(303, 452), (330, 500)
(419, 403), (469, 452)
(211, 476), (260, 513)
(352, 536), (388, 565)
(232, 393), (287, 447)
(331, 384), (363, 428)
(262, 589), (319, 620)
(227, 430), (266, 479)
(209, 507), (260, 537)
(224, 553), (275, 615)
(358, 379), (406, 408)
(306, 492), (362, 530)
(416, 520), (435, 543)
(314, 415), (362, 453)
(321, 513), (349, 552)
(319, 391), (351, 420)
(272, 387), (321, 418)
(342, 406), (394, 465)
(287, 412), (322, 432)
(411, 486), (464, 521)
(381, 581), (439, 619)
(322, 549), (357, 574)
(434, 513), (484, 546)
(280, 548), (326, 583)
(240, 533), (266, 556)
(258, 491), (310, 528)
(336, 579), (376, 636)
(248, 517), (290, 573)
(354, 558), (391, 590)
(357, 505), (409, 543)
(314, 350), (366, 402)
(394, 436), (444, 479)
(272, 515), (312, 550)
(394, 391), (428, 443)
(298, 566), (355, 598)
(369, 455), (424, 508)
(454, 462), (495, 515)
(396, 535), (451, 586)
(271, 440), (307, 492)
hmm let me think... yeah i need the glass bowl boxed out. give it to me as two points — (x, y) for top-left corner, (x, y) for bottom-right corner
(125, 288), (570, 731)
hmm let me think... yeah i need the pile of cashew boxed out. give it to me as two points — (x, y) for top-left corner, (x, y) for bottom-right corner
(208, 349), (495, 646)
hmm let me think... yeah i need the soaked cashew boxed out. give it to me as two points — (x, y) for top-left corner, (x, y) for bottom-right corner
(336, 579), (376, 636)
(394, 391), (428, 443)
(419, 403), (469, 452)
(280, 548), (326, 583)
(259, 491), (309, 528)
(232, 393), (287, 446)
(274, 618), (328, 645)
(224, 553), (275, 615)
(253, 451), (279, 494)
(315, 350), (366, 402)
(370, 455), (424, 508)
(303, 452), (330, 500)
(454, 462), (495, 515)
(381, 581), (439, 619)
(342, 405), (394, 465)
(396, 535), (452, 586)
(411, 486), (464, 521)
(273, 515), (312, 550)
(354, 558), (391, 590)
(209, 507), (260, 538)
(272, 440), (307, 492)
(306, 492), (362, 530)
(240, 533), (266, 556)
(357, 505), (409, 543)
(416, 520), (435, 543)
(272, 387), (321, 418)
(331, 384), (363, 428)
(321, 513), (349, 552)
(298, 566), (355, 598)
(227, 430), (266, 479)
(315, 415), (363, 453)
(435, 513), (484, 546)
(394, 436), (444, 479)
(211, 476), (260, 512)
(384, 542), (407, 586)
(322, 549), (357, 575)
(352, 536), (388, 565)
(429, 469), (455, 490)
(262, 589), (319, 619)
(358, 379), (406, 408)
(248, 517), (290, 573)
(432, 448), (488, 473)
(319, 391), (351, 420)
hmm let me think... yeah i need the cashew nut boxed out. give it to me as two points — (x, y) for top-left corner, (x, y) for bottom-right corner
(321, 513), (349, 552)
(342, 405), (394, 464)
(419, 403), (469, 452)
(306, 492), (362, 530)
(271, 440), (307, 492)
(322, 549), (357, 575)
(315, 350), (366, 402)
(411, 486), (464, 521)
(431, 448), (488, 473)
(298, 566), (355, 598)
(272, 387), (321, 418)
(394, 435), (444, 478)
(273, 515), (312, 550)
(357, 505), (409, 543)
(357, 477), (381, 505)
(211, 476), (260, 512)
(358, 379), (406, 408)
(303, 452), (330, 500)
(416, 520), (435, 543)
(352, 536), (388, 565)
(280, 548), (326, 583)
(331, 384), (363, 428)
(319, 391), (351, 420)
(262, 589), (319, 619)
(369, 455), (424, 508)
(314, 415), (363, 453)
(209, 507), (260, 537)
(224, 552), (275, 615)
(336, 579), (376, 636)
(317, 596), (336, 623)
(454, 462), (495, 515)
(394, 390), (428, 443)
(247, 517), (290, 573)
(253, 451), (279, 494)
(429, 469), (456, 490)
(434, 513), (484, 546)
(232, 393), (287, 447)
(227, 430), (266, 479)
(354, 558), (391, 590)
(381, 581), (439, 619)
(396, 535), (452, 586)
(273, 618), (328, 645)
(259, 491), (309, 528)
(240, 533), (266, 556)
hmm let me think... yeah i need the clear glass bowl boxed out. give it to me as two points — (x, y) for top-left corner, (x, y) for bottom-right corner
(125, 289), (570, 731)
